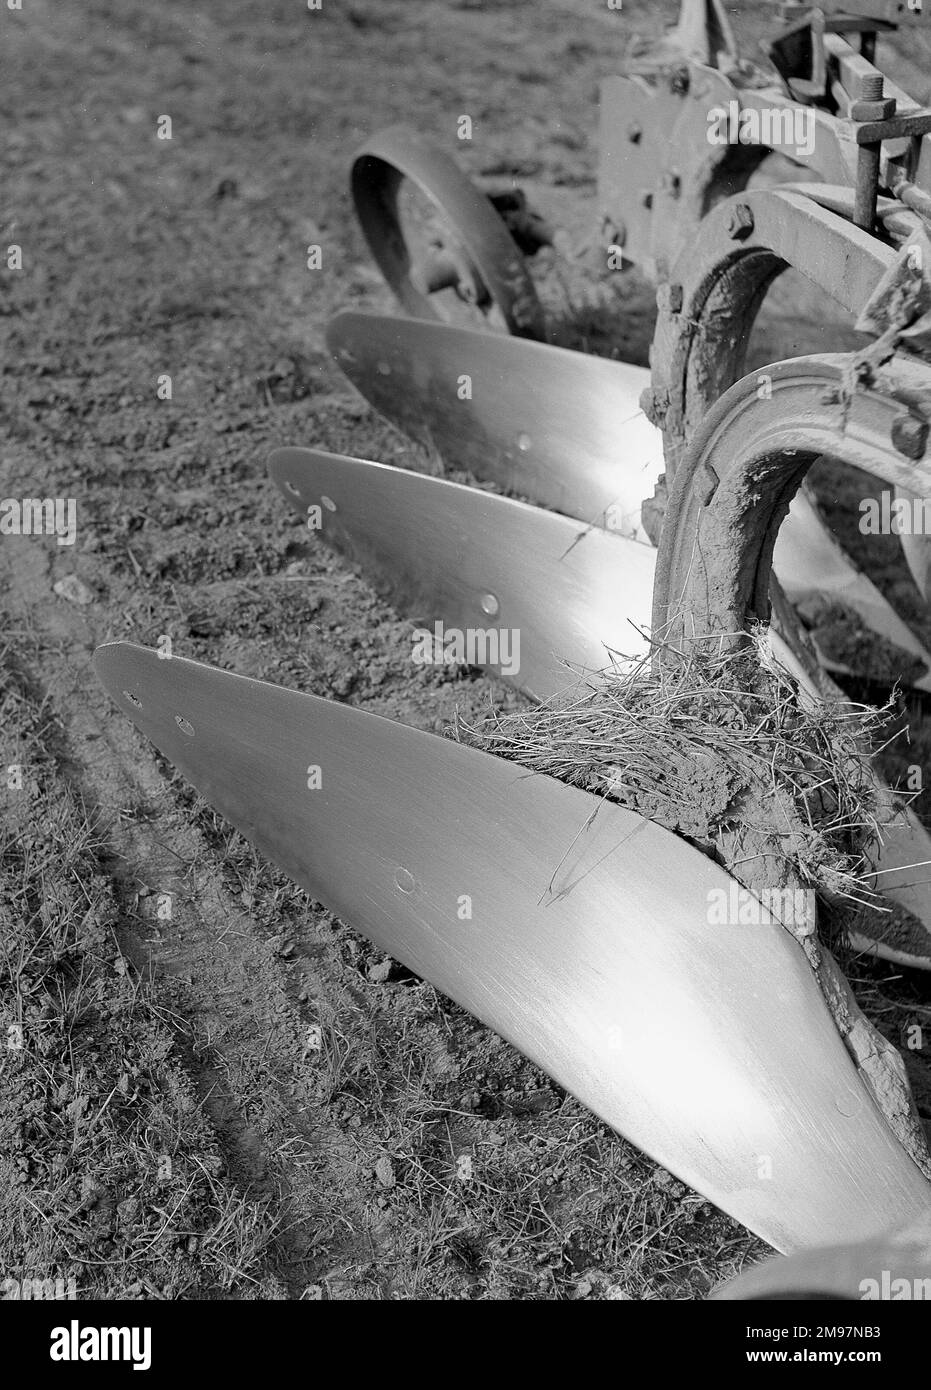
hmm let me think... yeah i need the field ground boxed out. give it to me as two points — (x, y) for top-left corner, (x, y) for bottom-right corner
(2, 0), (931, 1300)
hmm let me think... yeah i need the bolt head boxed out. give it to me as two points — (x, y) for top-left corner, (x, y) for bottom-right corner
(725, 203), (755, 240)
(891, 413), (929, 461)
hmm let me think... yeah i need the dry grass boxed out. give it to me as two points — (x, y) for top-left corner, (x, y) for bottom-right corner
(459, 628), (898, 916)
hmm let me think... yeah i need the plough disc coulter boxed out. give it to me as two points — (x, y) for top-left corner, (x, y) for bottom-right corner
(93, 642), (931, 1255)
(96, 0), (931, 1268)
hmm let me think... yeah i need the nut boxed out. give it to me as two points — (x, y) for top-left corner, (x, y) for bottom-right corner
(891, 413), (929, 461)
(850, 96), (897, 122)
(725, 203), (754, 240)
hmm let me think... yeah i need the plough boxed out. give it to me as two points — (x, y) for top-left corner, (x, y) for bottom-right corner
(96, 1), (931, 1284)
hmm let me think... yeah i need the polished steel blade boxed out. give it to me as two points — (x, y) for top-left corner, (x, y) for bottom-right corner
(268, 446), (655, 699)
(94, 642), (931, 1252)
(327, 311), (931, 688)
(709, 1215), (931, 1300)
(895, 486), (931, 603)
(270, 446), (931, 955)
(325, 310), (663, 541)
(773, 487), (931, 694)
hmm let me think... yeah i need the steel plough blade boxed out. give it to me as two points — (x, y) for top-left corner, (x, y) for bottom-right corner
(268, 446), (655, 699)
(269, 444), (931, 959)
(773, 487), (931, 694)
(327, 310), (931, 689)
(93, 642), (931, 1253)
(709, 1214), (931, 1300)
(326, 310), (663, 542)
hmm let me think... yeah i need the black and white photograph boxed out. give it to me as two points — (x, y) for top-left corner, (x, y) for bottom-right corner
(2, 0), (931, 1358)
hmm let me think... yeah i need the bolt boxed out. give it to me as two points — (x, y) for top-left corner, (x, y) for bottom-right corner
(660, 171), (682, 200)
(726, 203), (755, 240)
(891, 413), (929, 461)
(851, 71), (895, 229)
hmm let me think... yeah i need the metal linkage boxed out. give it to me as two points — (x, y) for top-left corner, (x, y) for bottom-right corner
(599, 6), (931, 271)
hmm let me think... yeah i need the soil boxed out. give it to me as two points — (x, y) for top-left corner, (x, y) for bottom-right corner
(3, 0), (931, 1301)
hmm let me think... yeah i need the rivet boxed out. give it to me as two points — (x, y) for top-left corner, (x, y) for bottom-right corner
(516, 432), (531, 452)
(480, 592), (500, 617)
(321, 495), (337, 511)
(123, 691), (141, 708)
(175, 716), (194, 736)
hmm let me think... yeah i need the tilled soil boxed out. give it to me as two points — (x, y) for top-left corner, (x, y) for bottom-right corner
(3, 0), (931, 1300)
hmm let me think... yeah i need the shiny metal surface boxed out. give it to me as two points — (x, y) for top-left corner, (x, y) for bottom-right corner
(268, 447), (655, 699)
(94, 642), (931, 1252)
(895, 486), (931, 603)
(773, 487), (931, 693)
(328, 312), (931, 689)
(269, 445), (931, 953)
(710, 1215), (931, 1300)
(326, 311), (663, 542)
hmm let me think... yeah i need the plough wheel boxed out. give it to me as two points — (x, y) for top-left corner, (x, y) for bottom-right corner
(351, 124), (546, 338)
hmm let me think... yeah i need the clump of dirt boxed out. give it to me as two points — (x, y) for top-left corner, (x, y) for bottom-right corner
(460, 631), (888, 920)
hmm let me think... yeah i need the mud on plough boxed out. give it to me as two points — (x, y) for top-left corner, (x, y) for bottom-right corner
(95, 1), (931, 1291)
